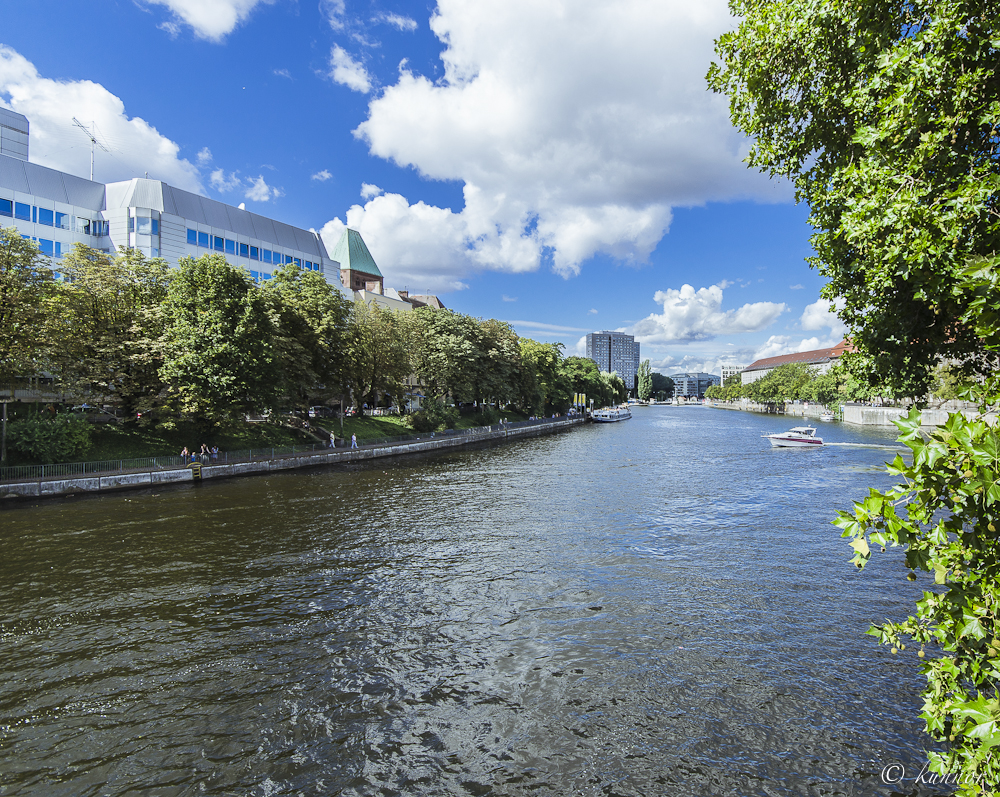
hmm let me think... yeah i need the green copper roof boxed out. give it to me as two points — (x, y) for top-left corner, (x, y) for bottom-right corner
(331, 228), (382, 277)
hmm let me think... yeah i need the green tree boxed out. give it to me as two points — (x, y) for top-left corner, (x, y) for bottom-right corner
(160, 254), (278, 422)
(600, 371), (628, 405)
(473, 317), (521, 407)
(560, 356), (606, 407)
(709, 0), (1000, 398)
(744, 362), (811, 405)
(712, 1), (1000, 789)
(347, 299), (410, 413)
(636, 359), (653, 401)
(0, 227), (55, 385)
(518, 339), (565, 414)
(6, 413), (91, 463)
(406, 307), (480, 403)
(54, 244), (172, 418)
(262, 264), (351, 413)
(650, 372), (674, 400)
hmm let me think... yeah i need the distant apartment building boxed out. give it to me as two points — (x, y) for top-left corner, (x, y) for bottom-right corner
(586, 331), (640, 390)
(720, 364), (744, 384)
(670, 372), (721, 398)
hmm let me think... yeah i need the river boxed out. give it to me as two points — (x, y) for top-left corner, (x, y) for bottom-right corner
(0, 408), (947, 796)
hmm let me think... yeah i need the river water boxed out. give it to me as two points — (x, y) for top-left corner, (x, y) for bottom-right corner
(1, 408), (947, 796)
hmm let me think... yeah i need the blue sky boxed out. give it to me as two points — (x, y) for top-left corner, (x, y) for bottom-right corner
(0, 0), (846, 375)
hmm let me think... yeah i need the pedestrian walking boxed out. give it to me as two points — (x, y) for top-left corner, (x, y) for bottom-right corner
(329, 433), (336, 448)
(351, 434), (357, 449)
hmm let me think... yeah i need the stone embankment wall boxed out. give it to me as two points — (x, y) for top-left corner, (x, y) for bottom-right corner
(1, 418), (582, 501)
(711, 400), (996, 427)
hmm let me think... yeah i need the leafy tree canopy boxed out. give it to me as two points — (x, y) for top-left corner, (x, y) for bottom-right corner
(0, 226), (55, 384)
(709, 0), (1000, 398)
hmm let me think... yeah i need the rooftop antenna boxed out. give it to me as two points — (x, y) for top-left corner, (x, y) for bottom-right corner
(71, 118), (109, 181)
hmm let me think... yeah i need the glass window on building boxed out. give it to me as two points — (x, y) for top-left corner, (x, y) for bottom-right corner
(293, 258), (301, 267)
(198, 231), (209, 248)
(262, 249), (272, 263)
(128, 216), (135, 233)
(14, 202), (30, 221)
(250, 270), (260, 282)
(187, 228), (197, 245)
(55, 242), (62, 258)
(214, 236), (224, 251)
(37, 238), (53, 256)
(55, 212), (68, 230)
(225, 239), (235, 255)
(0, 198), (11, 217)
(37, 208), (54, 226)
(239, 243), (249, 258)
(284, 255), (293, 264)
(250, 246), (259, 260)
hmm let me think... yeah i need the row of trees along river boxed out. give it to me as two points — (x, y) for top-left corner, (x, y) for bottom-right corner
(0, 230), (634, 447)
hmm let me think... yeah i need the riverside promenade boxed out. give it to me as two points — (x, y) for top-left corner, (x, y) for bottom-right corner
(0, 416), (583, 501)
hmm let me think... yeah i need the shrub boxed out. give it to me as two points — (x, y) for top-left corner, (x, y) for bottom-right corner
(7, 414), (92, 463)
(406, 401), (459, 432)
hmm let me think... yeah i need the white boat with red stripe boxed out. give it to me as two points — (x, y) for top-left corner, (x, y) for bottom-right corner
(763, 426), (824, 448)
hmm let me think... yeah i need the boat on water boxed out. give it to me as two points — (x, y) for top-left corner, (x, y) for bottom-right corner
(819, 410), (836, 422)
(591, 405), (632, 423)
(763, 426), (824, 448)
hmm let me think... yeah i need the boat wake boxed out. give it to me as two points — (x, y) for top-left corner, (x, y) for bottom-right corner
(824, 442), (909, 451)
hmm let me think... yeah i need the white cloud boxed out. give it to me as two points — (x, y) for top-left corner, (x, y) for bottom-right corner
(751, 335), (831, 361)
(197, 146), (213, 165)
(631, 284), (786, 344)
(210, 168), (242, 192)
(800, 297), (846, 337)
(312, 169), (333, 182)
(789, 283), (804, 290)
(502, 294), (517, 302)
(360, 183), (383, 198)
(0, 46), (202, 192)
(143, 0), (273, 41)
(572, 336), (587, 356)
(588, 308), (598, 314)
(330, 46), (372, 93)
(273, 68), (292, 79)
(377, 13), (419, 31)
(333, 0), (790, 289)
(505, 319), (591, 337)
(322, 0), (347, 29)
(245, 175), (282, 202)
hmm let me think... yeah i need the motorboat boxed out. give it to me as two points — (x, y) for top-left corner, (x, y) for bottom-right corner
(763, 426), (823, 448)
(591, 405), (632, 423)
(819, 410), (836, 422)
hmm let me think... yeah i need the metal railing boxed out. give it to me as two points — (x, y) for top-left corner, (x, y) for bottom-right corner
(0, 416), (579, 484)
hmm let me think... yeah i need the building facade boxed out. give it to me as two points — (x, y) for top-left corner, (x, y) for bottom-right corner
(740, 340), (851, 385)
(586, 331), (640, 390)
(720, 364), (744, 384)
(0, 111), (341, 290)
(670, 372), (721, 398)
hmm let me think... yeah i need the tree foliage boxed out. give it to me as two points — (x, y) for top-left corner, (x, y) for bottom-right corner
(346, 299), (410, 413)
(54, 244), (172, 416)
(159, 254), (278, 421)
(6, 413), (91, 462)
(637, 359), (653, 401)
(709, 0), (1000, 398)
(0, 227), (55, 384)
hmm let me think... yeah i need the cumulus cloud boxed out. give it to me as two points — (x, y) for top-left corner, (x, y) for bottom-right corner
(588, 308), (598, 314)
(143, 0), (274, 41)
(322, 0), (347, 29)
(0, 46), (202, 192)
(197, 146), (213, 165)
(376, 12), (419, 31)
(333, 0), (790, 289)
(312, 169), (333, 182)
(330, 45), (371, 93)
(210, 168), (242, 192)
(631, 284), (786, 344)
(800, 297), (847, 337)
(572, 336), (587, 356)
(245, 175), (282, 202)
(360, 183), (383, 198)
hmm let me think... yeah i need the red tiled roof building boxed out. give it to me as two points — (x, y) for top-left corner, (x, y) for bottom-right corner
(741, 339), (852, 385)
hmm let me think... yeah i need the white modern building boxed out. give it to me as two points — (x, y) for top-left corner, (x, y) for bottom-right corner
(0, 110), (341, 289)
(670, 372), (721, 398)
(586, 331), (640, 390)
(720, 364), (744, 384)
